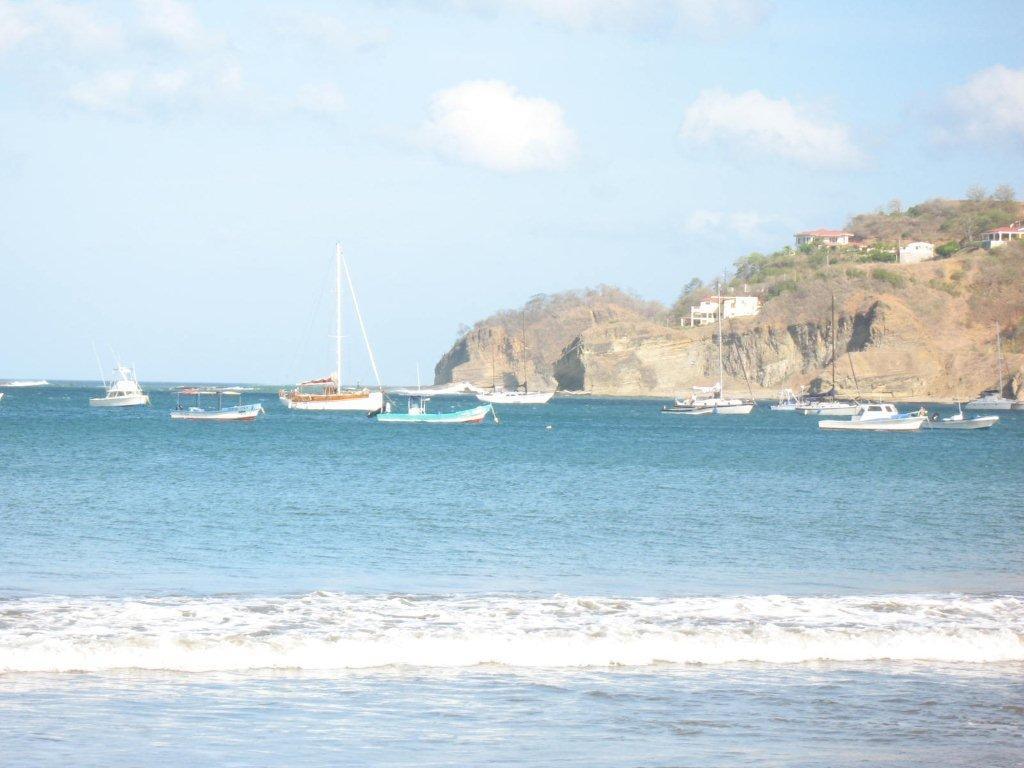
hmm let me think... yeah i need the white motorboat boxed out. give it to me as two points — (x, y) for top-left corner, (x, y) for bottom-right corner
(171, 388), (265, 421)
(965, 323), (1021, 410)
(279, 245), (385, 413)
(819, 403), (926, 431)
(1, 380), (49, 387)
(922, 411), (998, 430)
(89, 365), (150, 407)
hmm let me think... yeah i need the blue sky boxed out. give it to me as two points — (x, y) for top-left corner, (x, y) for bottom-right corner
(1, 0), (1022, 384)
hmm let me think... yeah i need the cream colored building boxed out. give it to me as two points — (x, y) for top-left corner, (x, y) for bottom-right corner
(982, 222), (1024, 248)
(685, 295), (761, 326)
(898, 241), (935, 264)
(795, 229), (853, 247)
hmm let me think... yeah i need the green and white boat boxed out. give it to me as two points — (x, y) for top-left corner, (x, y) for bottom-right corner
(376, 394), (497, 425)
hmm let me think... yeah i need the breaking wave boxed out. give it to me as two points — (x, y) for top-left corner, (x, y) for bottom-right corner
(1, 592), (1021, 673)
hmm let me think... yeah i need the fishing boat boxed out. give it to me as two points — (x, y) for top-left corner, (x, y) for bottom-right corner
(89, 365), (150, 407)
(476, 311), (554, 406)
(965, 323), (1021, 410)
(922, 410), (999, 430)
(171, 387), (264, 421)
(1, 379), (48, 387)
(818, 403), (926, 431)
(279, 245), (385, 412)
(663, 280), (754, 415)
(376, 394), (497, 424)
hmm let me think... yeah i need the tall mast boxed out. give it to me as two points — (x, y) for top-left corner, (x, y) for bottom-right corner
(521, 310), (528, 393)
(335, 244), (343, 390)
(996, 321), (1004, 394)
(831, 292), (837, 396)
(717, 278), (724, 395)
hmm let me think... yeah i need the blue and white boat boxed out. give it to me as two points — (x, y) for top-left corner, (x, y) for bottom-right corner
(171, 387), (264, 421)
(376, 394), (497, 424)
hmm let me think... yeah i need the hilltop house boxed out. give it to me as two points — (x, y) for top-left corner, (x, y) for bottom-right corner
(684, 295), (761, 327)
(898, 241), (935, 264)
(795, 229), (853, 247)
(982, 221), (1024, 248)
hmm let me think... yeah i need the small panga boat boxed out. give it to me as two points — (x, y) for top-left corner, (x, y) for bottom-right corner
(921, 403), (998, 430)
(171, 387), (264, 421)
(819, 403), (926, 431)
(376, 394), (497, 424)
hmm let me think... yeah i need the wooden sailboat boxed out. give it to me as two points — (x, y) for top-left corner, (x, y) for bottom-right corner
(279, 245), (384, 412)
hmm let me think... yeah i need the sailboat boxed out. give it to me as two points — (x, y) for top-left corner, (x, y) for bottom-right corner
(476, 312), (555, 405)
(965, 323), (1021, 410)
(279, 245), (385, 412)
(796, 293), (859, 416)
(89, 364), (150, 407)
(663, 281), (754, 415)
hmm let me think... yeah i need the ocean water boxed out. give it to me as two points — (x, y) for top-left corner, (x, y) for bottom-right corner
(1, 386), (1022, 766)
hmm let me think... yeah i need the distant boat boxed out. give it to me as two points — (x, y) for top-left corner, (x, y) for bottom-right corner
(390, 381), (484, 397)
(663, 279), (754, 415)
(376, 393), (497, 424)
(2, 380), (48, 387)
(819, 403), (926, 431)
(89, 365), (150, 407)
(171, 387), (264, 422)
(476, 310), (554, 406)
(279, 245), (385, 413)
(770, 388), (809, 411)
(965, 323), (1021, 410)
(797, 294), (858, 415)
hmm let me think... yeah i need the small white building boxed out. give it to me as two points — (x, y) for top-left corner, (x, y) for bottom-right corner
(982, 221), (1024, 248)
(898, 241), (935, 264)
(685, 295), (760, 327)
(795, 229), (853, 247)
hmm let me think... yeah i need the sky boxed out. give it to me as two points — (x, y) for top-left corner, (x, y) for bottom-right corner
(1, 0), (1022, 384)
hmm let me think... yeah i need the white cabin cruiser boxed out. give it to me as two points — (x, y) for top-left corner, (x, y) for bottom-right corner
(819, 403), (926, 431)
(90, 365), (150, 407)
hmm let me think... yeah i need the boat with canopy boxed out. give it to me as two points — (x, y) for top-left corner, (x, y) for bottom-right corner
(376, 393), (497, 424)
(171, 387), (264, 421)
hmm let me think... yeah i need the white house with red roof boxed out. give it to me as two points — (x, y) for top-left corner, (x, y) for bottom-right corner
(982, 221), (1024, 248)
(795, 229), (854, 247)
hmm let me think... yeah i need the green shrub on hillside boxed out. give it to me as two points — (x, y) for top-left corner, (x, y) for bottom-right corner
(872, 268), (905, 288)
(935, 242), (960, 258)
(766, 279), (799, 298)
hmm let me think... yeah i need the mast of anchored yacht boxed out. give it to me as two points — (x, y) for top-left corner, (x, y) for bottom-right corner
(717, 278), (725, 398)
(996, 322), (1005, 396)
(335, 244), (343, 393)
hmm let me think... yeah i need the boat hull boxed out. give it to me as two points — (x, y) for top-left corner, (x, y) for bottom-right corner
(819, 416), (925, 431)
(964, 399), (1016, 411)
(476, 391), (554, 405)
(377, 405), (494, 424)
(280, 391), (384, 411)
(89, 394), (150, 407)
(922, 415), (999, 430)
(798, 404), (860, 416)
(171, 404), (264, 421)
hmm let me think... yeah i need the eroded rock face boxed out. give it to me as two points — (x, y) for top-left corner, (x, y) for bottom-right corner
(435, 288), (1022, 400)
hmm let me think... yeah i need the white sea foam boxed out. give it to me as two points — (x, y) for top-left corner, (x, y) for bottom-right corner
(0, 593), (1021, 673)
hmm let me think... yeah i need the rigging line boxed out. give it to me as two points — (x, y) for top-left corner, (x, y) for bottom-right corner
(287, 256), (330, 381)
(340, 249), (384, 391)
(728, 318), (756, 400)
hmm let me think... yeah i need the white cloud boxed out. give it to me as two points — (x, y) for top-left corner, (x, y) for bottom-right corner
(0, 0), (122, 53)
(136, 0), (210, 49)
(462, 0), (769, 34)
(67, 64), (243, 116)
(0, 1), (34, 52)
(679, 88), (864, 168)
(293, 83), (347, 118)
(278, 11), (391, 52)
(683, 209), (779, 235)
(421, 80), (577, 172)
(939, 65), (1024, 145)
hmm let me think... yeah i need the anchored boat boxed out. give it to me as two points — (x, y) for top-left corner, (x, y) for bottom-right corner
(376, 394), (497, 424)
(965, 323), (1022, 410)
(819, 403), (926, 431)
(89, 365), (150, 407)
(171, 387), (264, 421)
(279, 245), (385, 413)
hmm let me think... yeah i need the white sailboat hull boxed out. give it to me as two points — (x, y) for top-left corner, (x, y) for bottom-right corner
(476, 391), (554, 405)
(281, 391), (383, 411)
(964, 399), (1016, 411)
(89, 393), (150, 407)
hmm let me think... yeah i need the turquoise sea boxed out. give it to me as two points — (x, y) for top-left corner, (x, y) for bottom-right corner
(1, 385), (1022, 766)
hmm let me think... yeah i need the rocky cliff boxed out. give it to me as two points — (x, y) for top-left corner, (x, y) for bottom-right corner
(435, 248), (1024, 401)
